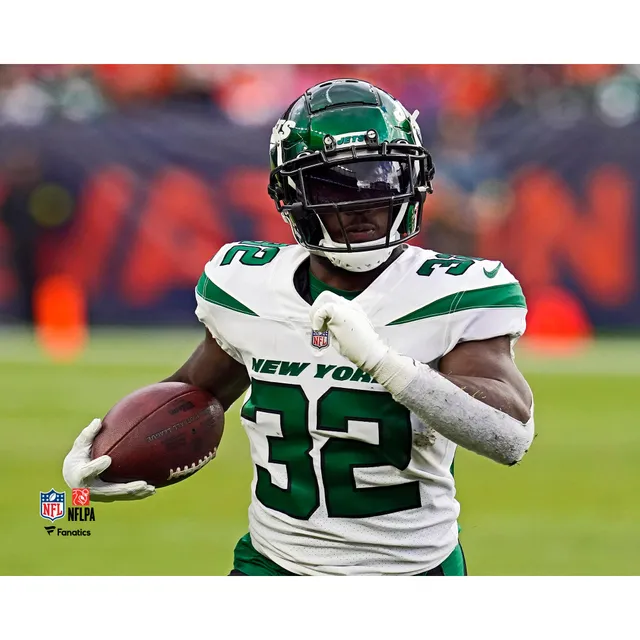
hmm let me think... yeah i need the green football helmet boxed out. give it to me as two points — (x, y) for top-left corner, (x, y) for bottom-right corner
(267, 78), (434, 272)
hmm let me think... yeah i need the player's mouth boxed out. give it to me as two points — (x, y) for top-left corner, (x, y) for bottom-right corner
(343, 223), (378, 243)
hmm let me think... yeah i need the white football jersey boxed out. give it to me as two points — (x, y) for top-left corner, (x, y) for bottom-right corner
(194, 241), (527, 575)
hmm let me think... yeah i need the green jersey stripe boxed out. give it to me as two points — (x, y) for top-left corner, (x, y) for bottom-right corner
(196, 272), (259, 317)
(387, 282), (526, 326)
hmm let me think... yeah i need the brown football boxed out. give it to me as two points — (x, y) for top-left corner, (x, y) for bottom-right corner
(91, 382), (224, 488)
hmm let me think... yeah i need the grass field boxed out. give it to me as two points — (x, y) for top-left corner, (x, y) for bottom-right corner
(1, 329), (638, 575)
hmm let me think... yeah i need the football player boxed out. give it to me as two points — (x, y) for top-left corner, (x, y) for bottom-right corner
(63, 79), (535, 576)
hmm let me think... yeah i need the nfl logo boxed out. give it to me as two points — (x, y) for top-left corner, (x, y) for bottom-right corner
(72, 488), (90, 507)
(311, 329), (330, 350)
(40, 489), (66, 522)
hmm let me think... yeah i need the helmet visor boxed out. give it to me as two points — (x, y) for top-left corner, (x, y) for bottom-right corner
(301, 159), (412, 206)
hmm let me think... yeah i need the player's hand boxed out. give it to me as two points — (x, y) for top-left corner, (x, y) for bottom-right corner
(62, 419), (156, 502)
(310, 291), (389, 372)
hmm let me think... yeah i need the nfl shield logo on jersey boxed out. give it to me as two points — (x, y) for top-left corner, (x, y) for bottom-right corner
(40, 489), (66, 522)
(311, 329), (330, 350)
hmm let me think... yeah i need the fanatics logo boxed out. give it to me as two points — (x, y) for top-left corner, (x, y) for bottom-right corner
(311, 329), (330, 350)
(72, 488), (90, 507)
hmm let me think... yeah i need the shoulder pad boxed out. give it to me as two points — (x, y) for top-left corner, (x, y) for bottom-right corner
(206, 240), (291, 270)
(382, 249), (527, 350)
(196, 241), (303, 319)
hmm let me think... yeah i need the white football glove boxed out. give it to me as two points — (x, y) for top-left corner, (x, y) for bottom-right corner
(62, 418), (156, 502)
(309, 291), (389, 371)
(310, 290), (419, 395)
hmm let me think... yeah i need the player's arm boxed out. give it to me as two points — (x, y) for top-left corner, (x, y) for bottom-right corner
(383, 339), (535, 466)
(438, 336), (532, 423)
(311, 292), (535, 466)
(162, 328), (250, 411)
(63, 329), (249, 501)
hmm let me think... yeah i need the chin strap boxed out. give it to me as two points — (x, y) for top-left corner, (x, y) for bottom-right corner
(315, 203), (407, 273)
(320, 243), (396, 273)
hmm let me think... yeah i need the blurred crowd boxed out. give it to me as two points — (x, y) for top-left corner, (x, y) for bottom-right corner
(1, 64), (639, 130)
(3, 64), (636, 254)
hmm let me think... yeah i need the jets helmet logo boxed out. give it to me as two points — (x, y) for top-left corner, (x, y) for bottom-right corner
(270, 119), (296, 147)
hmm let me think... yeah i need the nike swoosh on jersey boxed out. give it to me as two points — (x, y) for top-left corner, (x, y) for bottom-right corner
(483, 263), (502, 278)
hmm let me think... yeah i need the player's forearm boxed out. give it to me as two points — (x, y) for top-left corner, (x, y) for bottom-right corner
(369, 352), (535, 466)
(438, 373), (531, 423)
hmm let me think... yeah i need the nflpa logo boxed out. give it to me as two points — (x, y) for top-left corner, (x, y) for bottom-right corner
(72, 488), (90, 506)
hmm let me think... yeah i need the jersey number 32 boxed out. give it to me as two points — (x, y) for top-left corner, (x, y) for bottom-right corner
(242, 379), (422, 520)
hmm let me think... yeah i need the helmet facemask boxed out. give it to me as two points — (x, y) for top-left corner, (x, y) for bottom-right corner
(269, 140), (434, 272)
